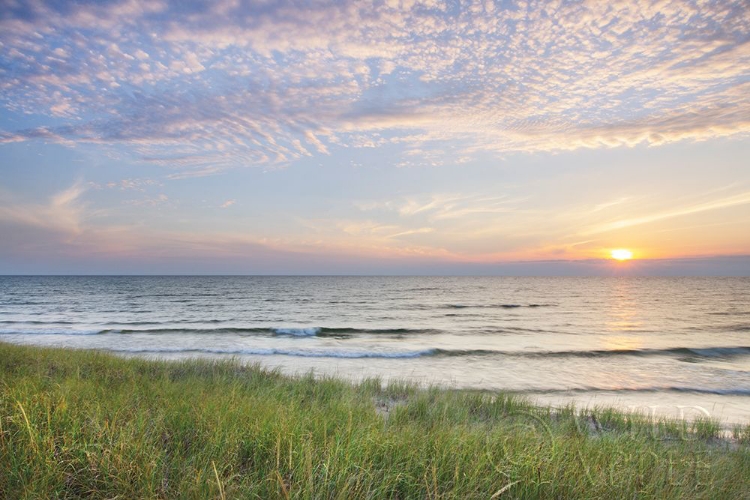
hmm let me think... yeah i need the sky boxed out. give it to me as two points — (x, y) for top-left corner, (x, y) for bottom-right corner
(0, 0), (749, 275)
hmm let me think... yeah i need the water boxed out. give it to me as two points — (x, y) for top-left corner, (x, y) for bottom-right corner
(2, 276), (749, 424)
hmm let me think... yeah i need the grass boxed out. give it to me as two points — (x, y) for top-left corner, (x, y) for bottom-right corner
(1, 342), (749, 499)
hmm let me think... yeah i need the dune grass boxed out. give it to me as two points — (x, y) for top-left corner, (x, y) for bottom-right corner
(1, 342), (749, 499)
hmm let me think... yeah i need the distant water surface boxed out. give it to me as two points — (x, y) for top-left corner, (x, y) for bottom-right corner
(1, 276), (749, 423)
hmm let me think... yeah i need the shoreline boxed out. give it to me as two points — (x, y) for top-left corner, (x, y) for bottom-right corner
(2, 341), (749, 498)
(8, 339), (750, 427)
(115, 348), (750, 428)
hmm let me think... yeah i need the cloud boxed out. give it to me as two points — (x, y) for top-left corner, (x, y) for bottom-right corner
(385, 227), (435, 239)
(97, 178), (161, 191)
(220, 199), (236, 208)
(582, 191), (750, 235)
(125, 193), (170, 207)
(0, 0), (748, 175)
(0, 182), (87, 235)
(303, 131), (329, 155)
(396, 194), (522, 221)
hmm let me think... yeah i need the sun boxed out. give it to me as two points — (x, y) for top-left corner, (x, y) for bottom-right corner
(610, 249), (633, 261)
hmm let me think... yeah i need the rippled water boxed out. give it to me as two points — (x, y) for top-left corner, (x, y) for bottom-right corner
(2, 276), (749, 423)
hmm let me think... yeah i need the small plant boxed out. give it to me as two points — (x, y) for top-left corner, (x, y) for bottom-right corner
(1, 342), (748, 499)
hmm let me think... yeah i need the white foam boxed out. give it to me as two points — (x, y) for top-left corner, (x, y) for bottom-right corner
(113, 346), (436, 359)
(272, 327), (321, 336)
(0, 329), (103, 336)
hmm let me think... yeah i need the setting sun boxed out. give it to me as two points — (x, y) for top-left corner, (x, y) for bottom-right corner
(611, 249), (634, 261)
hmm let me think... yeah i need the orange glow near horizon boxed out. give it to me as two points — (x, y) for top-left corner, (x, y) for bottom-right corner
(611, 249), (634, 261)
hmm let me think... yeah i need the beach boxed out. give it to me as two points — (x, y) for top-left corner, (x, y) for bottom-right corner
(2, 275), (750, 496)
(2, 342), (749, 498)
(2, 276), (749, 426)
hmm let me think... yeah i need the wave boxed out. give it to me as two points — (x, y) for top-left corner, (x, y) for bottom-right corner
(2, 325), (748, 361)
(111, 346), (436, 359)
(430, 346), (750, 360)
(105, 344), (750, 361)
(0, 325), (440, 337)
(721, 323), (750, 332)
(107, 327), (276, 335)
(106, 326), (440, 337)
(0, 328), (103, 336)
(445, 303), (555, 310)
(0, 320), (77, 325)
(527, 386), (750, 396)
(274, 327), (321, 336)
(103, 321), (188, 326)
(548, 346), (750, 359)
(318, 327), (438, 335)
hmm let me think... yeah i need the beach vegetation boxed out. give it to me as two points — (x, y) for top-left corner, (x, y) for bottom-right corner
(1, 343), (748, 499)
